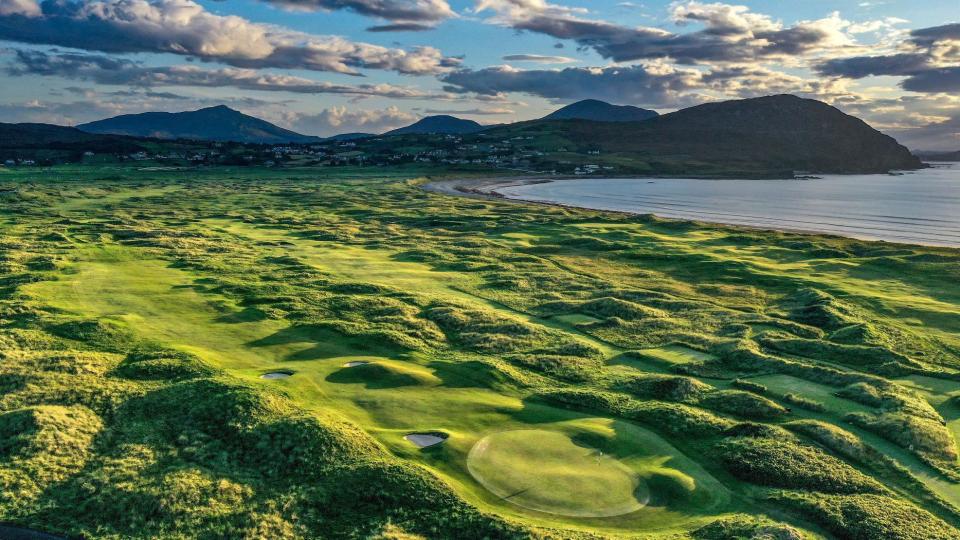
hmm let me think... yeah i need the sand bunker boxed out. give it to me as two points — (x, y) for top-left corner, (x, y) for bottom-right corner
(343, 361), (369, 367)
(404, 432), (448, 448)
(260, 371), (293, 379)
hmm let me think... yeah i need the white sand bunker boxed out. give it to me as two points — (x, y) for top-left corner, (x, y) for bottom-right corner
(260, 371), (293, 379)
(343, 361), (369, 368)
(404, 432), (448, 448)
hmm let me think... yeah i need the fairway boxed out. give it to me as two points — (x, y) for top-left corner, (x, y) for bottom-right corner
(26, 246), (316, 369)
(747, 374), (875, 416)
(467, 429), (648, 517)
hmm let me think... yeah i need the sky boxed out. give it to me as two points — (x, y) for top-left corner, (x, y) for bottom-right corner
(0, 0), (958, 150)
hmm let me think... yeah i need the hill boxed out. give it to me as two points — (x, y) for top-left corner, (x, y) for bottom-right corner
(385, 115), (485, 136)
(0, 122), (147, 161)
(325, 132), (374, 142)
(484, 95), (922, 175)
(543, 99), (658, 122)
(0, 122), (127, 146)
(78, 105), (319, 144)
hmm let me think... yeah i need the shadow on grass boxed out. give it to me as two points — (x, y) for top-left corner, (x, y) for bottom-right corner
(426, 360), (506, 389)
(325, 363), (422, 389)
(247, 325), (401, 361)
(215, 307), (270, 324)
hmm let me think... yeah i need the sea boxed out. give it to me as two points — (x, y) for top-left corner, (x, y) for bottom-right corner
(496, 163), (960, 248)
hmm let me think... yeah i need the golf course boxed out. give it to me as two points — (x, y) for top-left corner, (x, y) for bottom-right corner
(1, 164), (960, 539)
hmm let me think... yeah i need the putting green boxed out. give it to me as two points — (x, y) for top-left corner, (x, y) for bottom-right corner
(466, 429), (648, 518)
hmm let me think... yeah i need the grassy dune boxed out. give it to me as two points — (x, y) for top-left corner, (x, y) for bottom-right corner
(1, 164), (960, 538)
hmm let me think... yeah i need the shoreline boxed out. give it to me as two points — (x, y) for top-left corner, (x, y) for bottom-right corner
(423, 176), (960, 251)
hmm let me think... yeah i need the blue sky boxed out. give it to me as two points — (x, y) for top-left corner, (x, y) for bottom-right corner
(0, 0), (958, 149)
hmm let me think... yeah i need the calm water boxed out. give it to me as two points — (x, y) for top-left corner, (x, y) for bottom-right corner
(497, 163), (960, 248)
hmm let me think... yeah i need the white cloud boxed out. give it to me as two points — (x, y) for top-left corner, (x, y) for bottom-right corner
(284, 106), (417, 136)
(0, 0), (459, 75)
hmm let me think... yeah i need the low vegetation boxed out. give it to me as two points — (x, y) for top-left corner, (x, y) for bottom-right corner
(0, 163), (958, 539)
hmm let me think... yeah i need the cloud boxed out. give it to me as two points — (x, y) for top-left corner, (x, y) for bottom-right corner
(476, 0), (866, 64)
(901, 67), (960, 93)
(816, 22), (960, 93)
(441, 59), (861, 109)
(0, 0), (459, 75)
(0, 98), (122, 125)
(502, 54), (575, 63)
(422, 107), (514, 115)
(0, 92), (283, 125)
(829, 93), (960, 150)
(366, 23), (435, 32)
(257, 0), (453, 22)
(6, 50), (453, 99)
(441, 63), (704, 107)
(284, 106), (416, 136)
(910, 23), (960, 48)
(0, 0), (39, 16)
(888, 114), (960, 150)
(818, 53), (931, 78)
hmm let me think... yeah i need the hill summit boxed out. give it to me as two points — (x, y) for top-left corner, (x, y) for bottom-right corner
(385, 115), (485, 136)
(488, 94), (921, 175)
(543, 99), (658, 122)
(78, 105), (319, 144)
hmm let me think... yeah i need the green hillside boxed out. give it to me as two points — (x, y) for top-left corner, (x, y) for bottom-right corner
(0, 164), (958, 539)
(481, 95), (921, 176)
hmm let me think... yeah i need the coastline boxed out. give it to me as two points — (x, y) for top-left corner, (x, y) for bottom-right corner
(423, 175), (960, 250)
(422, 176), (554, 199)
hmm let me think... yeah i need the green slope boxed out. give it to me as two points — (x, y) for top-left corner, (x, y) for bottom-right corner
(0, 164), (958, 539)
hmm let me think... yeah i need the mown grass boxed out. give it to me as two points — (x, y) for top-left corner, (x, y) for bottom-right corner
(1, 164), (959, 538)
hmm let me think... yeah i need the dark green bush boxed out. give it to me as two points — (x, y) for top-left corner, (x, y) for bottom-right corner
(773, 492), (959, 539)
(613, 374), (710, 402)
(731, 379), (767, 393)
(700, 390), (788, 420)
(717, 437), (886, 494)
(782, 393), (826, 412)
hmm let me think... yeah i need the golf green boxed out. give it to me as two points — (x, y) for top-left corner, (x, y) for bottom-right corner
(466, 429), (648, 517)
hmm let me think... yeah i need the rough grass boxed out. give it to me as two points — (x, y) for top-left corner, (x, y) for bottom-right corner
(0, 165), (958, 538)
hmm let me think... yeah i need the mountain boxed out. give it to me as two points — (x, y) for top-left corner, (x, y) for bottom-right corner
(78, 105), (320, 144)
(486, 95), (921, 175)
(385, 115), (485, 136)
(543, 99), (658, 122)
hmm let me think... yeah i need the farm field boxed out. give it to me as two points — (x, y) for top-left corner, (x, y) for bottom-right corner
(2, 164), (960, 539)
